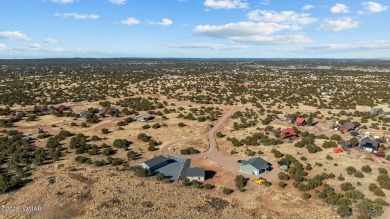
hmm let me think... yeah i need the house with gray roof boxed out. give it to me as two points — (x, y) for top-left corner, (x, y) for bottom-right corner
(360, 139), (379, 152)
(158, 157), (189, 181)
(135, 113), (155, 122)
(184, 167), (205, 182)
(371, 108), (384, 116)
(140, 155), (170, 172)
(139, 156), (209, 181)
(239, 157), (271, 175)
(80, 111), (94, 119)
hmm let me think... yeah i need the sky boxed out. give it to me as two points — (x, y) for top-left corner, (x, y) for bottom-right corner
(0, 0), (389, 59)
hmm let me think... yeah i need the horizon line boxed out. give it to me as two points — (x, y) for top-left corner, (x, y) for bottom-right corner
(0, 57), (389, 61)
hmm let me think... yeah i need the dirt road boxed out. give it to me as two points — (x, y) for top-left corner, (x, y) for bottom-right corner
(160, 107), (280, 181)
(379, 207), (390, 219)
(161, 107), (235, 158)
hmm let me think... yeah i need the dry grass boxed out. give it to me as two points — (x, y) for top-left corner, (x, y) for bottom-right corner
(0, 159), (336, 219)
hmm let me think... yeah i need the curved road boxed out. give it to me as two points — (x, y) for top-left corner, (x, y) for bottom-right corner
(160, 107), (280, 181)
(161, 107), (236, 159)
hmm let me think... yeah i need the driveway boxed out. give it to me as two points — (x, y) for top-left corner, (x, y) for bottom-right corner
(160, 107), (281, 182)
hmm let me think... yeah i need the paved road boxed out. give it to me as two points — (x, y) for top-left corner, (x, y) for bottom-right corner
(160, 107), (281, 181)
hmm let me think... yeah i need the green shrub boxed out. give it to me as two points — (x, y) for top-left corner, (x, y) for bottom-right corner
(356, 198), (384, 218)
(204, 184), (214, 190)
(156, 172), (165, 181)
(378, 168), (388, 175)
(361, 165), (372, 173)
(132, 166), (150, 177)
(235, 175), (246, 190)
(102, 147), (115, 156)
(377, 174), (390, 190)
(354, 171), (364, 178)
(340, 182), (355, 191)
(302, 193), (311, 200)
(345, 190), (365, 200)
(326, 155), (333, 160)
(374, 198), (388, 206)
(278, 172), (290, 181)
(346, 166), (357, 175)
(337, 205), (352, 217)
(216, 132), (224, 138)
(338, 174), (345, 181)
(180, 147), (199, 155)
(222, 187), (234, 195)
(182, 179), (191, 186)
(113, 139), (130, 148)
(279, 182), (287, 188)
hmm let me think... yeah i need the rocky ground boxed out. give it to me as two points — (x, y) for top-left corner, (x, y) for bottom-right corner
(0, 160), (336, 219)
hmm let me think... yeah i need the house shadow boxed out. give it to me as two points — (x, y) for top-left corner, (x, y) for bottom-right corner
(205, 170), (216, 180)
(265, 165), (273, 173)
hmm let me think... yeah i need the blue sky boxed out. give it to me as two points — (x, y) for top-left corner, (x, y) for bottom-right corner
(0, 0), (389, 58)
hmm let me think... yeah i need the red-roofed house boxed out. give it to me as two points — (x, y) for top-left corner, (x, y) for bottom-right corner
(280, 128), (297, 138)
(295, 117), (306, 126)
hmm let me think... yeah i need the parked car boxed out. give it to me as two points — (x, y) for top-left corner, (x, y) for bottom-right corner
(374, 153), (385, 158)
(252, 178), (266, 185)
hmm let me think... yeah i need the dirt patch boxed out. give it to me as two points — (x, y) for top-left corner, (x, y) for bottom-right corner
(171, 136), (209, 153)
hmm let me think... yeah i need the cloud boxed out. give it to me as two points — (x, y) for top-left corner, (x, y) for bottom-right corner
(362, 2), (388, 13)
(204, 0), (248, 9)
(288, 41), (390, 53)
(330, 3), (350, 13)
(260, 0), (270, 6)
(302, 5), (314, 11)
(29, 43), (42, 50)
(0, 44), (8, 51)
(194, 22), (311, 44)
(150, 18), (173, 26)
(120, 17), (140, 25)
(108, 0), (126, 5)
(0, 31), (31, 41)
(166, 43), (247, 50)
(16, 44), (66, 53)
(44, 38), (60, 44)
(247, 10), (317, 25)
(228, 35), (312, 44)
(318, 17), (359, 31)
(194, 22), (293, 37)
(54, 13), (99, 20)
(49, 47), (67, 53)
(51, 0), (74, 4)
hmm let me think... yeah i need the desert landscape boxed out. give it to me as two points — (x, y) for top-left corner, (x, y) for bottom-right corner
(0, 59), (389, 218)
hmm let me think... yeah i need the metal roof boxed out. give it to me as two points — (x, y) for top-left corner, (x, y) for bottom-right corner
(142, 155), (170, 168)
(157, 157), (189, 181)
(360, 139), (379, 149)
(184, 167), (205, 178)
(341, 122), (355, 130)
(241, 157), (270, 170)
